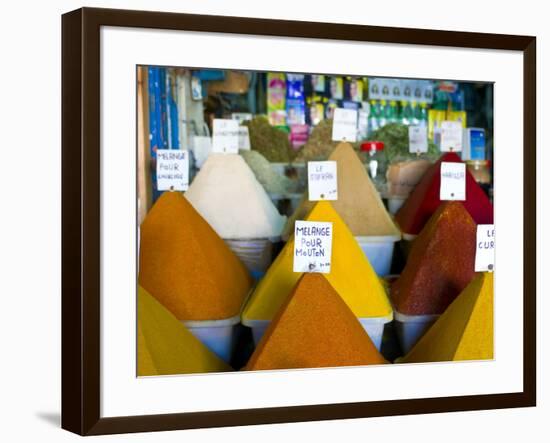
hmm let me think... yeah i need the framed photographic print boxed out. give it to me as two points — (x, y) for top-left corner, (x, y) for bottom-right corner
(62, 7), (536, 436)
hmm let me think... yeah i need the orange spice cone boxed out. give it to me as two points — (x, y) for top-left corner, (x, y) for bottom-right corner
(138, 286), (232, 376)
(139, 191), (253, 321)
(400, 272), (493, 363)
(245, 274), (387, 370)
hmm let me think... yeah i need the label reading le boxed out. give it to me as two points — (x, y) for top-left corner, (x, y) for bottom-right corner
(440, 121), (463, 152)
(308, 161), (338, 201)
(332, 108), (358, 142)
(238, 126), (251, 150)
(156, 149), (189, 191)
(212, 119), (239, 154)
(293, 220), (333, 274)
(408, 125), (428, 153)
(440, 162), (466, 201)
(475, 224), (495, 272)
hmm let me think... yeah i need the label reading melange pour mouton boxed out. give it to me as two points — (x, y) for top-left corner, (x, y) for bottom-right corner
(293, 220), (333, 274)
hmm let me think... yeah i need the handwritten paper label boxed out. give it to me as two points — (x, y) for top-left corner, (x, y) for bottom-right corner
(212, 119), (239, 154)
(408, 125), (428, 153)
(440, 121), (463, 152)
(156, 149), (189, 191)
(440, 162), (466, 201)
(332, 108), (358, 142)
(231, 112), (253, 124)
(308, 161), (338, 201)
(238, 126), (251, 150)
(475, 224), (495, 272)
(293, 221), (333, 274)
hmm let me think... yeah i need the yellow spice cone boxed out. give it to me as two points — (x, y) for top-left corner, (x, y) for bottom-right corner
(401, 272), (494, 363)
(245, 274), (387, 370)
(242, 201), (392, 321)
(282, 142), (400, 240)
(138, 286), (232, 376)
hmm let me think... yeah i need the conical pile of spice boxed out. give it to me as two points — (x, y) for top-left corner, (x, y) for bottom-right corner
(242, 201), (392, 322)
(139, 191), (253, 321)
(283, 142), (400, 240)
(239, 149), (295, 194)
(391, 201), (477, 316)
(244, 274), (387, 370)
(295, 119), (339, 162)
(401, 272), (493, 363)
(185, 153), (286, 239)
(138, 286), (232, 376)
(395, 152), (493, 236)
(244, 116), (297, 163)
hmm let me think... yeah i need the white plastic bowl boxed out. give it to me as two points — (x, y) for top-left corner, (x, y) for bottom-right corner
(393, 310), (439, 355)
(183, 315), (240, 363)
(224, 237), (277, 273)
(243, 313), (393, 351)
(355, 235), (401, 276)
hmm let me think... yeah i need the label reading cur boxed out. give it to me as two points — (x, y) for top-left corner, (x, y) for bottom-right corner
(332, 108), (358, 142)
(212, 119), (239, 154)
(293, 221), (333, 274)
(440, 161), (466, 201)
(156, 149), (189, 191)
(308, 161), (338, 201)
(475, 224), (495, 272)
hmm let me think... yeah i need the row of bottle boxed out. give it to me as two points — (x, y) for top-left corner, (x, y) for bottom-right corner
(368, 99), (428, 133)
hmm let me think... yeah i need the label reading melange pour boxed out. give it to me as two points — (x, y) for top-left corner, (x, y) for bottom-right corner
(440, 120), (463, 152)
(408, 125), (428, 153)
(440, 161), (466, 201)
(307, 161), (338, 201)
(293, 221), (333, 274)
(332, 108), (358, 142)
(212, 119), (239, 154)
(156, 149), (189, 191)
(475, 224), (495, 272)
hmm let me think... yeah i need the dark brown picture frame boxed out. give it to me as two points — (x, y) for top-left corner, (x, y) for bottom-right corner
(62, 7), (537, 436)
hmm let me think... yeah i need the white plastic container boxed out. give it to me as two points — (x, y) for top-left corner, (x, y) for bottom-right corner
(183, 315), (240, 363)
(394, 310), (439, 355)
(243, 314), (392, 351)
(355, 235), (401, 276)
(387, 196), (406, 215)
(224, 237), (277, 273)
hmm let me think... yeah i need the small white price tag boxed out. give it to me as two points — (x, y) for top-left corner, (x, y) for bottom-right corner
(293, 221), (333, 274)
(440, 121), (463, 152)
(156, 149), (189, 191)
(440, 162), (466, 201)
(408, 125), (428, 153)
(231, 112), (253, 123)
(238, 126), (251, 150)
(307, 161), (338, 201)
(332, 108), (358, 142)
(212, 119), (239, 154)
(475, 224), (495, 272)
